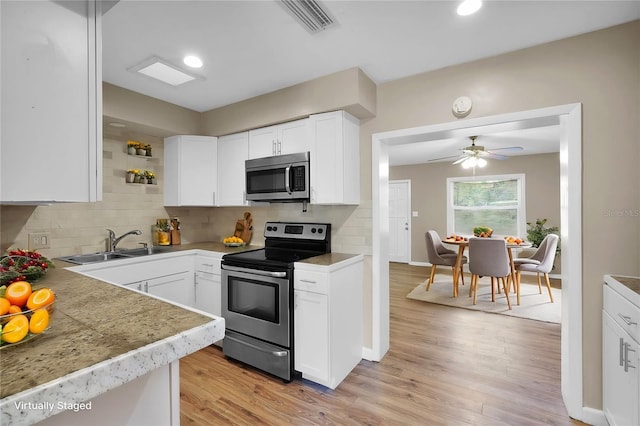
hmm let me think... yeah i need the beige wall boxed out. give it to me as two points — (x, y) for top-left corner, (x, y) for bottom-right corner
(370, 21), (639, 410)
(200, 67), (377, 137)
(390, 153), (561, 267)
(1, 19), (638, 413)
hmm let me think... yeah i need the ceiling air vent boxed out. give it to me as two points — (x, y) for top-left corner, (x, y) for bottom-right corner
(278, 0), (336, 34)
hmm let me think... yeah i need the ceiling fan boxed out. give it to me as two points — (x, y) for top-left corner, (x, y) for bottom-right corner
(430, 136), (524, 168)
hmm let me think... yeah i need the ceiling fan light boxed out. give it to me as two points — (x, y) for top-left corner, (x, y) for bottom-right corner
(477, 158), (487, 167)
(461, 157), (477, 169)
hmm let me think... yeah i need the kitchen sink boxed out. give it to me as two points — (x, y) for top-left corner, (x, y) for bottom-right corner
(117, 246), (174, 257)
(57, 246), (174, 265)
(58, 252), (132, 264)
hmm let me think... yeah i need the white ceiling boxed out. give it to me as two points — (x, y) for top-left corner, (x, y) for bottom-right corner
(101, 1), (639, 165)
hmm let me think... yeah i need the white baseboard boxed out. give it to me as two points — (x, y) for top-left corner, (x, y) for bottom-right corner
(580, 406), (607, 426)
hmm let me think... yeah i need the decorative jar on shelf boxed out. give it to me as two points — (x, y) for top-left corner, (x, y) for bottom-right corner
(136, 148), (146, 156)
(155, 219), (171, 246)
(127, 146), (137, 155)
(125, 172), (136, 183)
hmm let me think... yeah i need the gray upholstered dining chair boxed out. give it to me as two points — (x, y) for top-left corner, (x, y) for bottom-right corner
(468, 237), (512, 310)
(514, 233), (559, 304)
(425, 230), (466, 297)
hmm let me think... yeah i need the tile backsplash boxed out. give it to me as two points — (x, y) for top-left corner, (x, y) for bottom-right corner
(1, 134), (370, 258)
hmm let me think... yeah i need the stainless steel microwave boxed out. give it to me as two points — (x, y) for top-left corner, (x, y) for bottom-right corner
(245, 152), (310, 202)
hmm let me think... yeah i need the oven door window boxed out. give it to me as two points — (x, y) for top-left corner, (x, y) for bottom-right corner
(228, 276), (279, 323)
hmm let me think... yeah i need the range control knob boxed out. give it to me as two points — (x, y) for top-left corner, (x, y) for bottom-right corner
(317, 228), (323, 234)
(311, 228), (317, 233)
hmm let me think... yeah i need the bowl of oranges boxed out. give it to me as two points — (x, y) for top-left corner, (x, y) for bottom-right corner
(0, 280), (55, 348)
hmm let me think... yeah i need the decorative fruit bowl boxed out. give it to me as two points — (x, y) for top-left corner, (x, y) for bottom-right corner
(472, 226), (493, 238)
(223, 236), (246, 247)
(0, 249), (53, 286)
(1, 282), (56, 349)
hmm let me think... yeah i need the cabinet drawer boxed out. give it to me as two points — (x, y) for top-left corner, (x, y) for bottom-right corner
(605, 284), (640, 342)
(294, 270), (328, 294)
(195, 255), (221, 275)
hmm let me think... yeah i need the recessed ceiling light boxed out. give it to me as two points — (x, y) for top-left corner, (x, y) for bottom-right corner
(457, 0), (482, 16)
(183, 55), (203, 68)
(128, 56), (201, 86)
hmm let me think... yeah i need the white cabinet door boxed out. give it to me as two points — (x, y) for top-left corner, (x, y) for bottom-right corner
(603, 312), (640, 426)
(309, 111), (360, 205)
(146, 271), (195, 307)
(217, 132), (249, 206)
(194, 271), (221, 317)
(164, 135), (218, 206)
(278, 119), (310, 155)
(1, 0), (101, 203)
(248, 125), (278, 159)
(248, 119), (310, 159)
(294, 289), (329, 381)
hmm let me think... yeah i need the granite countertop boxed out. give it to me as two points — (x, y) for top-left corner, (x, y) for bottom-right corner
(0, 244), (227, 425)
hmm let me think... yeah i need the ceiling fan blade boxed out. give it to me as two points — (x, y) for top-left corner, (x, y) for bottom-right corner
(452, 156), (470, 165)
(487, 146), (524, 153)
(428, 154), (463, 162)
(480, 152), (508, 160)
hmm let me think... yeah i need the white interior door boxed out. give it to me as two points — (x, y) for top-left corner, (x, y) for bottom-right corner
(389, 180), (411, 263)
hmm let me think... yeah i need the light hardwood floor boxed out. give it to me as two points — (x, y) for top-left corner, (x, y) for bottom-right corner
(180, 262), (585, 425)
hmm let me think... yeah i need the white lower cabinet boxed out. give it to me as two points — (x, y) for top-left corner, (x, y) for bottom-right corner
(603, 277), (640, 426)
(194, 254), (222, 317)
(294, 255), (364, 389)
(71, 251), (223, 317)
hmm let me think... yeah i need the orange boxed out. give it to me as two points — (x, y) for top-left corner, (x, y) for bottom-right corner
(26, 288), (55, 310)
(5, 281), (32, 308)
(8, 305), (22, 315)
(29, 309), (49, 334)
(1, 314), (29, 343)
(0, 298), (9, 316)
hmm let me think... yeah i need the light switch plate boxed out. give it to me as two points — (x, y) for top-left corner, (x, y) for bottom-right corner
(28, 232), (50, 250)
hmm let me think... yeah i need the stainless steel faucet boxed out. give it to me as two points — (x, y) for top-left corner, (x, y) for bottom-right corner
(106, 229), (142, 252)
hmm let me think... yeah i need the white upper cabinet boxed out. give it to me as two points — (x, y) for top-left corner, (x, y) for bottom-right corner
(248, 118), (310, 159)
(309, 111), (360, 205)
(1, 0), (102, 203)
(217, 132), (249, 206)
(164, 135), (218, 206)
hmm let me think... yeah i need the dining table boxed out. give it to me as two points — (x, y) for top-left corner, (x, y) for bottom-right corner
(442, 237), (532, 298)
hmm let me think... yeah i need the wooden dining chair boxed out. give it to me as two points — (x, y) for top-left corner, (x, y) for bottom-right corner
(425, 230), (466, 297)
(468, 237), (512, 310)
(514, 234), (559, 304)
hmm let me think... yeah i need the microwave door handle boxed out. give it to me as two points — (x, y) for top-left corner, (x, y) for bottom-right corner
(285, 165), (292, 194)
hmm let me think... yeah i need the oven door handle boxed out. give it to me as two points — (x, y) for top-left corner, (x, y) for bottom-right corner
(222, 264), (288, 278)
(225, 334), (288, 357)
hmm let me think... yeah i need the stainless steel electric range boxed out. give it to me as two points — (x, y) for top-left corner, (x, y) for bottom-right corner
(221, 221), (331, 381)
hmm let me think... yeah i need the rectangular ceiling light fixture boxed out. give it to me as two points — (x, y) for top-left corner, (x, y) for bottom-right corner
(278, 0), (336, 34)
(129, 56), (201, 86)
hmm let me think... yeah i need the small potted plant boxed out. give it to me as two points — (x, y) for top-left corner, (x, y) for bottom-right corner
(144, 170), (156, 184)
(126, 169), (140, 183)
(144, 143), (152, 157)
(127, 140), (139, 155)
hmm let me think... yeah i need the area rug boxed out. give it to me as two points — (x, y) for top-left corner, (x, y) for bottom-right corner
(406, 277), (561, 324)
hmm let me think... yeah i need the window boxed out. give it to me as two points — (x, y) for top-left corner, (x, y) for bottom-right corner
(447, 174), (526, 237)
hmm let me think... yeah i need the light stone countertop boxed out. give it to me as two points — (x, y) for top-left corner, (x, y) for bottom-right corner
(0, 245), (228, 425)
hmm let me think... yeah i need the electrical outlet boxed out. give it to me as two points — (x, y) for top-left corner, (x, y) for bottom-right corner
(28, 232), (50, 250)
